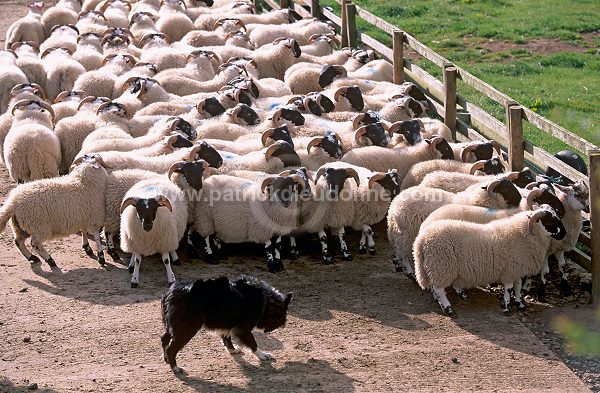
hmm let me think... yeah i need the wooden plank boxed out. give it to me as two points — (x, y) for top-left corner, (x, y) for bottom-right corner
(444, 65), (457, 140)
(402, 32), (447, 68)
(524, 142), (589, 183)
(456, 68), (513, 106)
(354, 6), (396, 34)
(280, 0), (288, 8)
(402, 58), (445, 102)
(293, 2), (311, 18)
(590, 151), (600, 303)
(253, 0), (262, 13)
(346, 3), (357, 47)
(579, 231), (591, 249)
(392, 30), (404, 84)
(522, 106), (599, 153)
(311, 0), (320, 18)
(566, 248), (592, 273)
(463, 101), (508, 144)
(507, 104), (525, 171)
(360, 33), (393, 59)
(321, 7), (342, 26)
(263, 0), (280, 10)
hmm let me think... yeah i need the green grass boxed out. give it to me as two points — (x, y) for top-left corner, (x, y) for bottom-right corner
(320, 0), (600, 153)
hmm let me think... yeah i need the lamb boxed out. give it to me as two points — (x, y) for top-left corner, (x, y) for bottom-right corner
(41, 47), (86, 102)
(387, 178), (523, 278)
(156, 0), (195, 42)
(73, 32), (105, 71)
(0, 50), (28, 114)
(340, 136), (455, 181)
(120, 177), (188, 287)
(10, 41), (47, 91)
(413, 205), (566, 314)
(73, 54), (137, 99)
(40, 0), (79, 37)
(248, 18), (334, 47)
(192, 172), (306, 272)
(5, 1), (45, 49)
(3, 100), (61, 182)
(0, 155), (110, 269)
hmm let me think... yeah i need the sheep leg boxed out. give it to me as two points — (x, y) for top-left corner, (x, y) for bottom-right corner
(14, 228), (39, 264)
(81, 231), (94, 257)
(359, 231), (367, 254)
(265, 237), (284, 273)
(395, 248), (416, 281)
(130, 253), (142, 288)
(336, 227), (352, 261)
(213, 235), (222, 250)
(432, 286), (454, 315)
(556, 251), (572, 296)
(537, 259), (550, 301)
(521, 277), (533, 293)
(203, 236), (217, 264)
(104, 230), (120, 260)
(501, 282), (514, 314)
(391, 250), (401, 272)
(93, 232), (106, 265)
(162, 252), (176, 286)
(31, 236), (57, 269)
(453, 285), (468, 300)
(363, 224), (376, 255)
(318, 230), (331, 264)
(289, 236), (299, 259)
(274, 236), (282, 265)
(513, 279), (526, 310)
(169, 250), (181, 266)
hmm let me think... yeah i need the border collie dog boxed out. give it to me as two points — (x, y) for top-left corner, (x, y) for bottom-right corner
(161, 275), (292, 373)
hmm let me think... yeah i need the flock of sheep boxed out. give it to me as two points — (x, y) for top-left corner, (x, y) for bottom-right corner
(0, 0), (590, 314)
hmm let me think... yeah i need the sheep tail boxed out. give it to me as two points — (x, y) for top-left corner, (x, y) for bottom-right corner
(0, 195), (14, 234)
(413, 246), (431, 289)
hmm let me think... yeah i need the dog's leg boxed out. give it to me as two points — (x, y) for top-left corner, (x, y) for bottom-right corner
(166, 329), (198, 374)
(234, 330), (273, 361)
(162, 252), (176, 286)
(221, 335), (241, 354)
(161, 331), (172, 363)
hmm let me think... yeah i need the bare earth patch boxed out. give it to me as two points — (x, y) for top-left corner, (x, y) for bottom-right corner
(0, 1), (598, 392)
(478, 32), (599, 55)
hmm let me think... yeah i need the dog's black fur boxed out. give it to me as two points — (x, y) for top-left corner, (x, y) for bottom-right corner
(161, 275), (292, 373)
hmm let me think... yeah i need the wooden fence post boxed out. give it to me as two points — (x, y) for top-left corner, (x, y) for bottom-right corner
(341, 0), (348, 47)
(590, 150), (600, 305)
(443, 63), (457, 141)
(393, 30), (404, 84)
(345, 2), (357, 48)
(506, 102), (524, 171)
(281, 0), (289, 9)
(311, 0), (320, 18)
(253, 0), (262, 14)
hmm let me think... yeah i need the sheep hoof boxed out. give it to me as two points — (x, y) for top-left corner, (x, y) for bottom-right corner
(131, 282), (138, 288)
(171, 259), (182, 266)
(342, 252), (353, 261)
(405, 272), (416, 282)
(322, 255), (332, 264)
(46, 258), (57, 268)
(558, 278), (572, 296)
(515, 301), (527, 311)
(28, 255), (41, 264)
(82, 244), (94, 256)
(442, 306), (455, 316)
(108, 249), (120, 261)
(171, 366), (184, 375)
(97, 255), (106, 265)
(358, 245), (367, 254)
(289, 248), (299, 260)
(368, 247), (376, 256)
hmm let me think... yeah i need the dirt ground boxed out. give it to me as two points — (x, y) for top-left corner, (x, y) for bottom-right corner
(1, 1), (599, 392)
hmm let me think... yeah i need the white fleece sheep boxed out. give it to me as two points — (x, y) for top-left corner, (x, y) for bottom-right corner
(400, 159), (496, 191)
(11, 42), (47, 92)
(40, 0), (79, 38)
(97, 0), (131, 29)
(0, 50), (29, 114)
(3, 100), (61, 182)
(73, 32), (105, 71)
(73, 54), (137, 99)
(156, 0), (195, 42)
(0, 155), (109, 269)
(51, 90), (88, 122)
(413, 205), (566, 314)
(75, 10), (109, 35)
(41, 47), (86, 102)
(4, 1), (45, 49)
(39, 24), (79, 55)
(120, 177), (188, 287)
(248, 18), (333, 47)
(250, 38), (301, 80)
(139, 33), (186, 72)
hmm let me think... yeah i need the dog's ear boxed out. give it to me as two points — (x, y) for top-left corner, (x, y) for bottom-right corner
(284, 293), (292, 308)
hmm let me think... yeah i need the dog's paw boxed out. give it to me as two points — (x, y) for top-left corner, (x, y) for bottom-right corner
(227, 347), (243, 355)
(254, 350), (274, 361)
(171, 366), (186, 375)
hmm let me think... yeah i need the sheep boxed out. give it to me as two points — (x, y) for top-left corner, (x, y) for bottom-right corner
(73, 32), (105, 71)
(129, 11), (160, 44)
(413, 205), (566, 314)
(97, 0), (131, 29)
(0, 50), (29, 114)
(75, 10), (109, 35)
(192, 172), (306, 272)
(0, 83), (48, 162)
(78, 101), (132, 149)
(39, 24), (80, 55)
(55, 96), (111, 173)
(156, 0), (195, 42)
(52, 90), (88, 122)
(41, 0), (79, 38)
(154, 50), (220, 85)
(0, 155), (110, 269)
(138, 33), (186, 72)
(387, 178), (523, 279)
(112, 61), (158, 98)
(5, 1), (45, 49)
(300, 34), (337, 57)
(152, 62), (246, 96)
(192, 4), (255, 31)
(41, 47), (86, 102)
(234, 8), (291, 26)
(250, 37), (301, 80)
(120, 177), (188, 287)
(203, 125), (294, 155)
(10, 41), (47, 91)
(73, 54), (137, 99)
(101, 32), (140, 58)
(248, 18), (334, 47)
(3, 100), (61, 182)
(216, 141), (301, 175)
(340, 136), (455, 181)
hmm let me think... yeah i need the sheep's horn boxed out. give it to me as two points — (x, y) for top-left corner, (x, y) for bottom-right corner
(504, 171), (520, 181)
(261, 177), (275, 193)
(189, 143), (203, 160)
(225, 105), (241, 119)
(354, 125), (367, 145)
(461, 143), (479, 163)
(314, 167), (326, 183)
(485, 180), (501, 196)
(167, 161), (185, 180)
(307, 137), (322, 154)
(289, 173), (306, 189)
(235, 19), (247, 31)
(36, 100), (55, 122)
(308, 34), (320, 43)
(120, 197), (138, 214)
(345, 168), (360, 186)
(490, 139), (502, 155)
(169, 117), (181, 131)
(270, 108), (282, 124)
(53, 91), (71, 103)
(333, 86), (347, 102)
(469, 160), (486, 175)
(261, 128), (275, 146)
(368, 172), (386, 189)
(11, 99), (30, 115)
(272, 37), (287, 45)
(91, 154), (110, 169)
(102, 53), (117, 65)
(287, 95), (303, 105)
(526, 188), (543, 209)
(427, 136), (445, 150)
(528, 208), (551, 234)
(264, 142), (282, 161)
(352, 113), (365, 130)
(10, 41), (39, 51)
(387, 121), (404, 134)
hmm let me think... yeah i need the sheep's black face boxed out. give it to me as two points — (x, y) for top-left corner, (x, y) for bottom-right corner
(267, 142), (301, 167)
(306, 98), (323, 116)
(202, 97), (226, 117)
(362, 111), (381, 125)
(532, 188), (565, 218)
(173, 118), (197, 140)
(363, 123), (388, 148)
(435, 139), (454, 160)
(196, 142), (223, 168)
(179, 161), (207, 191)
(320, 133), (343, 159)
(375, 172), (401, 199)
(288, 168), (312, 196)
(237, 104), (260, 125)
(407, 98), (425, 117)
(513, 168), (536, 188)
(318, 95), (335, 113)
(237, 90), (253, 106)
(472, 142), (494, 161)
(343, 86), (364, 111)
(280, 107), (305, 126)
(171, 134), (194, 148)
(135, 198), (159, 232)
(395, 120), (422, 145)
(319, 65), (343, 88)
(492, 179), (522, 207)
(324, 168), (350, 198)
(270, 126), (294, 147)
(481, 157), (504, 175)
(291, 40), (301, 58)
(270, 177), (299, 208)
(403, 83), (428, 102)
(539, 211), (566, 240)
(198, 0), (214, 6)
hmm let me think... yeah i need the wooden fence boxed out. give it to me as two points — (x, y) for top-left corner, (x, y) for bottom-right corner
(260, 0), (599, 303)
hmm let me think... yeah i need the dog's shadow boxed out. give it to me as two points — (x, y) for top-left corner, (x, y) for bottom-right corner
(175, 357), (356, 392)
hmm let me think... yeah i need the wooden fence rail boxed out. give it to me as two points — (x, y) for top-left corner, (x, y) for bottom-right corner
(261, 0), (599, 303)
